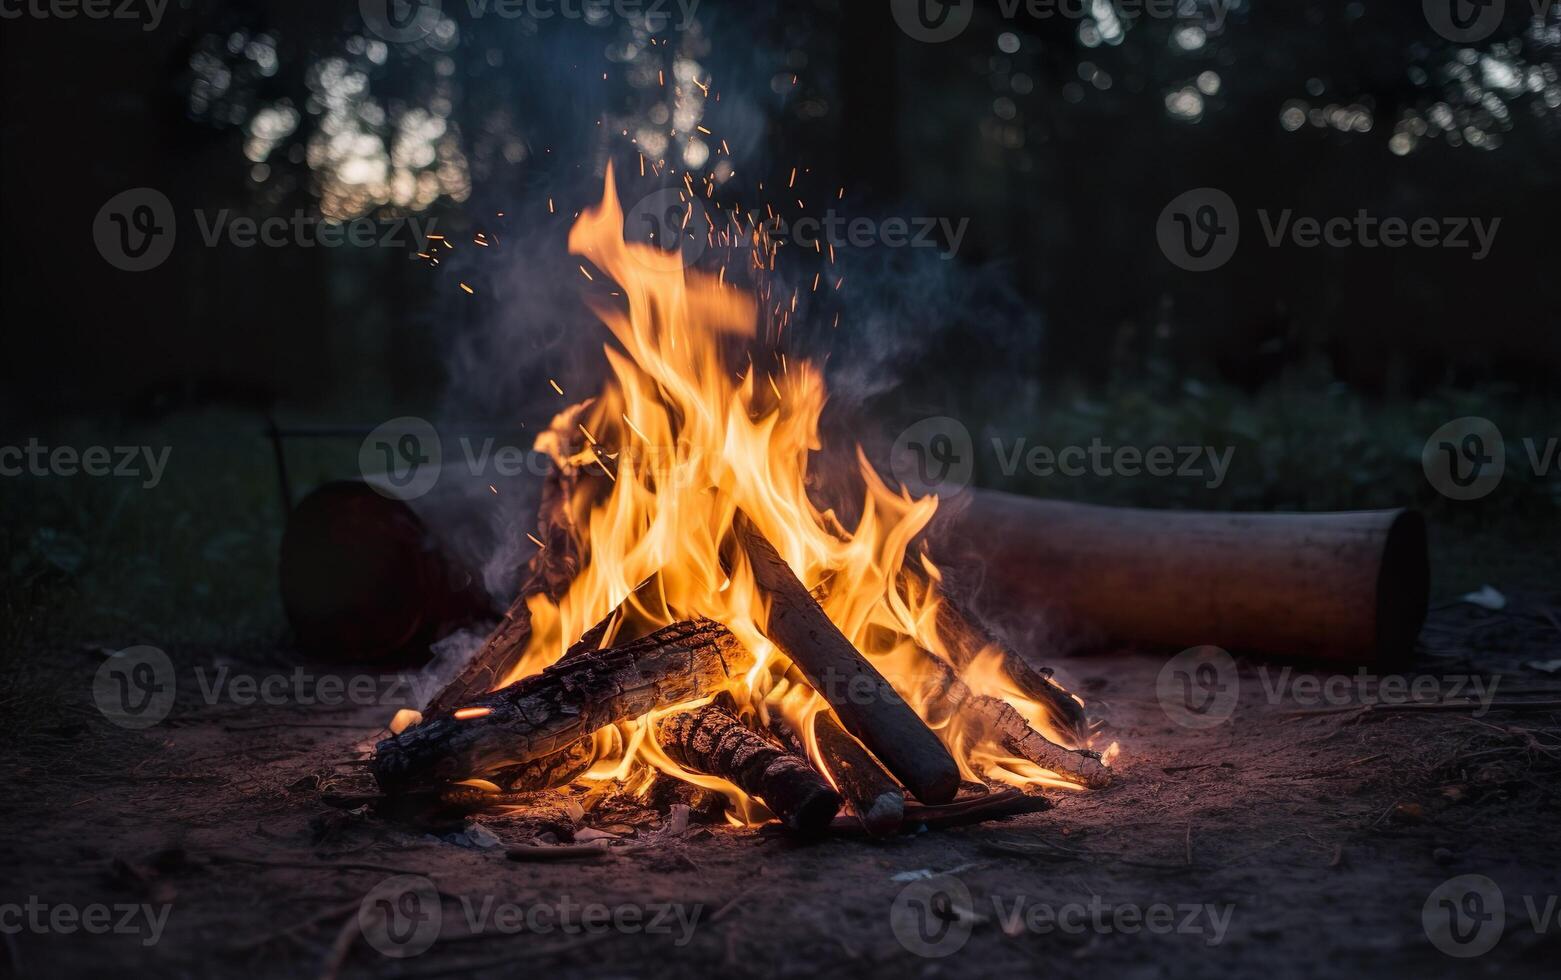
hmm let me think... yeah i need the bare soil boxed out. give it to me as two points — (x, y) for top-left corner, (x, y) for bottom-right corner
(4, 593), (1559, 979)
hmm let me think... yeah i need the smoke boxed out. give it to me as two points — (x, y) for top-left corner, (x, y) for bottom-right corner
(411, 10), (1045, 606)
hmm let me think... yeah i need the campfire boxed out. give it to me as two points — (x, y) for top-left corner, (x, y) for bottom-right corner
(370, 167), (1115, 837)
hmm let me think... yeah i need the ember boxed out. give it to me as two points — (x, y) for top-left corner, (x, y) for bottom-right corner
(372, 167), (1114, 835)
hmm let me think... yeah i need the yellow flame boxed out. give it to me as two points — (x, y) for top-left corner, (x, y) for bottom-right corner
(494, 165), (1095, 816)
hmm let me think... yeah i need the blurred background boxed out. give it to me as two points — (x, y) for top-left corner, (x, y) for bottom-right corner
(2, 0), (1558, 652)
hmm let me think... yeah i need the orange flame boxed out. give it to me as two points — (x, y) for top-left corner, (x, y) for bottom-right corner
(497, 165), (1101, 818)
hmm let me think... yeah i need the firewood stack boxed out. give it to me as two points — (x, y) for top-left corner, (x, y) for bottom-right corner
(370, 434), (1111, 838)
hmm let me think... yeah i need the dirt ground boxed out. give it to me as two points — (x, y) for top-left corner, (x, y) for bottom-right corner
(4, 590), (1559, 980)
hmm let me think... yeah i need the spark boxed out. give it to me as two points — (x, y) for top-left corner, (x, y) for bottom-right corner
(526, 532), (546, 549)
(549, 378), (564, 396)
(459, 282), (474, 294)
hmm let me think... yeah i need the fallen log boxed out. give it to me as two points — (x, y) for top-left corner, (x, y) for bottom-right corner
(733, 513), (961, 805)
(813, 711), (904, 836)
(374, 619), (751, 793)
(949, 490), (1429, 665)
(657, 704), (841, 833)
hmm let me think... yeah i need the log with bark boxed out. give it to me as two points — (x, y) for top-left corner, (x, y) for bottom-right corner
(812, 711), (904, 836)
(962, 694), (1112, 788)
(928, 587), (1090, 747)
(374, 619), (751, 792)
(891, 639), (1112, 789)
(733, 513), (961, 805)
(950, 489), (1429, 665)
(656, 704), (841, 833)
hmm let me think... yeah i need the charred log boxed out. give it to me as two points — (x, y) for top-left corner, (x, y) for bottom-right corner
(657, 704), (841, 833)
(813, 711), (904, 836)
(891, 641), (1111, 789)
(375, 619), (751, 793)
(733, 513), (960, 805)
(930, 590), (1090, 747)
(963, 694), (1112, 789)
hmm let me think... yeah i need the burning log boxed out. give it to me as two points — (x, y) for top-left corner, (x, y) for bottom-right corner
(894, 640), (1111, 789)
(733, 513), (961, 805)
(374, 619), (751, 793)
(962, 694), (1112, 789)
(656, 704), (841, 833)
(488, 737), (596, 792)
(812, 711), (904, 836)
(927, 585), (1090, 747)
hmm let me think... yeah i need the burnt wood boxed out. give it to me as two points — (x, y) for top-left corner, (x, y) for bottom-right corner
(813, 710), (904, 836)
(374, 619), (751, 793)
(898, 644), (1112, 789)
(963, 694), (1112, 788)
(931, 590), (1090, 747)
(657, 704), (841, 833)
(733, 513), (961, 805)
